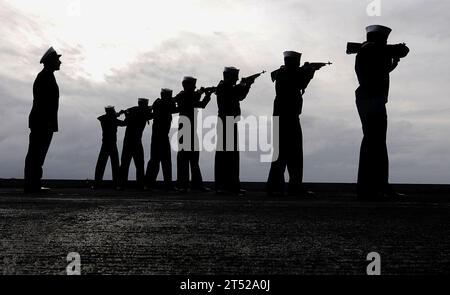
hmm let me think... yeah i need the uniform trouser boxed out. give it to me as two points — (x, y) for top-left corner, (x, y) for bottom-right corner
(177, 150), (203, 189)
(267, 116), (303, 193)
(177, 125), (203, 189)
(120, 138), (145, 187)
(24, 129), (54, 189)
(356, 98), (389, 195)
(214, 119), (240, 192)
(94, 142), (120, 187)
(145, 136), (172, 188)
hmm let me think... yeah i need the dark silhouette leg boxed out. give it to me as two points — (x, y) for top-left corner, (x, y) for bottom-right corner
(146, 141), (161, 188)
(110, 144), (120, 187)
(161, 138), (173, 189)
(357, 100), (389, 197)
(229, 150), (240, 192)
(190, 151), (203, 188)
(120, 140), (133, 187)
(24, 130), (53, 191)
(133, 142), (145, 188)
(214, 151), (225, 191)
(267, 130), (286, 194)
(287, 119), (303, 193)
(267, 118), (292, 194)
(177, 150), (189, 189)
(357, 101), (373, 196)
(215, 119), (225, 191)
(267, 155), (286, 193)
(227, 123), (240, 192)
(94, 143), (110, 187)
(216, 121), (240, 193)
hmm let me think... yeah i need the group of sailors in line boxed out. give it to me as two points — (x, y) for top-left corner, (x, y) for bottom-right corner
(24, 24), (409, 200)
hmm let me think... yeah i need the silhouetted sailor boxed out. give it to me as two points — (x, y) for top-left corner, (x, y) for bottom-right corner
(215, 67), (254, 196)
(93, 106), (126, 189)
(267, 51), (330, 196)
(119, 98), (153, 189)
(174, 76), (213, 193)
(349, 25), (409, 200)
(145, 89), (178, 190)
(24, 47), (62, 193)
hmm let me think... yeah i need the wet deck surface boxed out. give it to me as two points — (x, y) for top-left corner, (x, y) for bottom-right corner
(1, 185), (449, 275)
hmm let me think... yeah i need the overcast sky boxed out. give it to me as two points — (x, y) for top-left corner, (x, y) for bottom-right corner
(1, 0), (449, 184)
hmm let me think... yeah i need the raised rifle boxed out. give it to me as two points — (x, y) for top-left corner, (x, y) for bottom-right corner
(271, 63), (331, 82)
(346, 42), (409, 58)
(241, 70), (266, 84)
(198, 86), (217, 94)
(302, 61), (332, 70)
(346, 42), (363, 54)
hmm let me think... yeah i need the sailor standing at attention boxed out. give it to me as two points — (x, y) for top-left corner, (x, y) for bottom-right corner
(24, 47), (62, 193)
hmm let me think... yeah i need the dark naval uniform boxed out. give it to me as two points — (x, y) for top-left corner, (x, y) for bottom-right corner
(120, 106), (153, 188)
(174, 90), (211, 190)
(355, 41), (409, 196)
(214, 80), (251, 193)
(24, 68), (59, 191)
(145, 98), (178, 189)
(94, 113), (126, 187)
(267, 65), (315, 194)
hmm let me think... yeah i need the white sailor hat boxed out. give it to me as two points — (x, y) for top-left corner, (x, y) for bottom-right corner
(366, 25), (392, 37)
(283, 51), (302, 59)
(40, 47), (61, 64)
(161, 88), (173, 95)
(138, 98), (149, 104)
(105, 105), (115, 112)
(183, 76), (197, 84)
(223, 67), (239, 74)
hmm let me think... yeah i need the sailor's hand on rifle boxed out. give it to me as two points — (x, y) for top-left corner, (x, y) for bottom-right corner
(241, 79), (254, 86)
(304, 62), (332, 71)
(396, 43), (409, 58)
(199, 86), (216, 95)
(241, 71), (266, 85)
(240, 77), (253, 85)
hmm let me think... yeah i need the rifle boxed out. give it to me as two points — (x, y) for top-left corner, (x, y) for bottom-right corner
(241, 70), (266, 84)
(346, 42), (363, 54)
(346, 42), (409, 58)
(198, 86), (217, 94)
(302, 61), (332, 70)
(270, 62), (332, 82)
